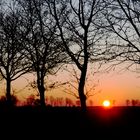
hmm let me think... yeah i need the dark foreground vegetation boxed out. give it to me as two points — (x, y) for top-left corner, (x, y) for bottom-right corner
(0, 106), (140, 139)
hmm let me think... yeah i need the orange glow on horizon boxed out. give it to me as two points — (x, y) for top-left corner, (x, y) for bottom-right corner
(103, 100), (111, 107)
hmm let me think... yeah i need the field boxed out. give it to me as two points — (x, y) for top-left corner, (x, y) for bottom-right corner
(0, 106), (140, 139)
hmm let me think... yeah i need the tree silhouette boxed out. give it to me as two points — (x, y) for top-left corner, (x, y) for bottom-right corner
(100, 0), (140, 70)
(0, 3), (30, 106)
(60, 65), (100, 101)
(126, 99), (130, 106)
(16, 0), (67, 107)
(47, 0), (108, 111)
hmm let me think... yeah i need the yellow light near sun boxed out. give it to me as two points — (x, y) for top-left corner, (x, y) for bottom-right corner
(103, 100), (110, 107)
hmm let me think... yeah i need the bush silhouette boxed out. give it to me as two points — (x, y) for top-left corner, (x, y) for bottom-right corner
(0, 95), (18, 107)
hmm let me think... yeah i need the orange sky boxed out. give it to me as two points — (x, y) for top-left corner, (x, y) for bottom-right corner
(92, 70), (140, 106)
(0, 63), (140, 106)
(1, 0), (140, 106)
(66, 63), (140, 106)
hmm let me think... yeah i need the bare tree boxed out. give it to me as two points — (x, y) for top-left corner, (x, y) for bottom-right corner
(47, 0), (107, 111)
(59, 65), (100, 100)
(0, 3), (30, 106)
(16, 0), (67, 107)
(100, 0), (140, 70)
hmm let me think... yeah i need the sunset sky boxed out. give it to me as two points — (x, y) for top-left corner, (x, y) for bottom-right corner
(94, 69), (140, 106)
(1, 62), (140, 106)
(1, 0), (140, 106)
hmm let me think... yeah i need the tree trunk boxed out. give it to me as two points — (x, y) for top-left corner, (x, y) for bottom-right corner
(78, 84), (86, 111)
(78, 31), (89, 112)
(37, 72), (46, 107)
(6, 77), (12, 106)
(78, 67), (87, 112)
(39, 84), (45, 107)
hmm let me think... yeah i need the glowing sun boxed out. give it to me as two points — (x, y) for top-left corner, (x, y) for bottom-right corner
(103, 100), (111, 107)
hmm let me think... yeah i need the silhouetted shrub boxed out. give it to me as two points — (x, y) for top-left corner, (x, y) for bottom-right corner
(0, 95), (18, 107)
(26, 94), (41, 106)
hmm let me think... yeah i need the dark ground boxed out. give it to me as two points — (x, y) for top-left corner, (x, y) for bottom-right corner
(0, 106), (140, 139)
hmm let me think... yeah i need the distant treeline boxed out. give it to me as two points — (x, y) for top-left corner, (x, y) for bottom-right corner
(126, 99), (140, 106)
(0, 0), (140, 110)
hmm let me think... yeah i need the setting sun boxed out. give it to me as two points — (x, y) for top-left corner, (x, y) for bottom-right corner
(103, 100), (111, 107)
